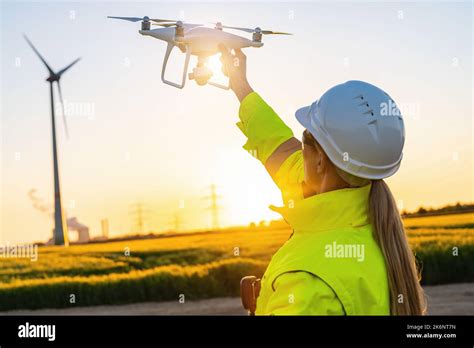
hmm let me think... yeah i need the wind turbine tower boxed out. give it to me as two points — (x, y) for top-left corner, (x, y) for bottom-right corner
(24, 35), (80, 246)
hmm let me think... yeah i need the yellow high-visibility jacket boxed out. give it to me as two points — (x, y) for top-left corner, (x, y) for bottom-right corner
(237, 92), (390, 315)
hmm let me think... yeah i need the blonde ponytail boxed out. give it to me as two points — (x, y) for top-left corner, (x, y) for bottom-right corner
(369, 180), (426, 315)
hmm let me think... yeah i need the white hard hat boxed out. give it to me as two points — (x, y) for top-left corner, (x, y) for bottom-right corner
(295, 80), (405, 180)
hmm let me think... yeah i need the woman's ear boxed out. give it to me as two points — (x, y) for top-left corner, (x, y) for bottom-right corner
(316, 156), (323, 173)
(314, 143), (326, 174)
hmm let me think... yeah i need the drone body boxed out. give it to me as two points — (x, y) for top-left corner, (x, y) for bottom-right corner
(108, 16), (290, 89)
(140, 26), (263, 56)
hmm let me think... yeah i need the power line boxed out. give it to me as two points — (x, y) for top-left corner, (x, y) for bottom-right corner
(202, 184), (222, 230)
(155, 206), (186, 233)
(129, 202), (151, 234)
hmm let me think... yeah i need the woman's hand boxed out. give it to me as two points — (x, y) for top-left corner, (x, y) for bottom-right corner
(218, 44), (254, 102)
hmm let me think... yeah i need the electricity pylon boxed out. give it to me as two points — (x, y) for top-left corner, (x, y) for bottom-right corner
(202, 184), (222, 230)
(130, 202), (151, 234)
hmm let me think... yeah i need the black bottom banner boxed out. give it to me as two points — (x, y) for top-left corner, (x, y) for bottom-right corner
(0, 315), (473, 346)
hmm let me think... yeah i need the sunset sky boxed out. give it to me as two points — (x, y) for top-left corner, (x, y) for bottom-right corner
(1, 1), (472, 244)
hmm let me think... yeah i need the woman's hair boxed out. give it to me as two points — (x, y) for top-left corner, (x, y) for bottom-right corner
(368, 180), (426, 315)
(307, 132), (426, 314)
(335, 168), (426, 315)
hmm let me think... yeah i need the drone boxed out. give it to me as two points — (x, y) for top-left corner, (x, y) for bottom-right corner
(107, 16), (291, 89)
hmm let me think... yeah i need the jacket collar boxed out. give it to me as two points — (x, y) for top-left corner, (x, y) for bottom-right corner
(270, 184), (372, 232)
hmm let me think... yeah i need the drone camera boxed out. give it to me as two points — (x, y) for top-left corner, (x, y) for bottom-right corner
(188, 65), (213, 86)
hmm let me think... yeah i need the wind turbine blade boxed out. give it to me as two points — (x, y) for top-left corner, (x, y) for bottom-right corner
(23, 35), (55, 75)
(56, 82), (69, 139)
(57, 57), (81, 76)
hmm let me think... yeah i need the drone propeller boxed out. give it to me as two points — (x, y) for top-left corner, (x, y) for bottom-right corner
(107, 16), (176, 23)
(153, 21), (203, 28)
(219, 24), (292, 35)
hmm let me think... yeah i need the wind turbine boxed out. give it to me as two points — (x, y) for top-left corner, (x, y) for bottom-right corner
(24, 35), (80, 246)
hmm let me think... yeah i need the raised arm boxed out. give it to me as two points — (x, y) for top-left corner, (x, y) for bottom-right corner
(219, 45), (305, 202)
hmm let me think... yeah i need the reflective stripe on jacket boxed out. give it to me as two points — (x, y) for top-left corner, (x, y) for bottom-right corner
(237, 92), (390, 315)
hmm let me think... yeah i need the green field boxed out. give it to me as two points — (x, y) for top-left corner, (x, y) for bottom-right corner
(0, 213), (473, 311)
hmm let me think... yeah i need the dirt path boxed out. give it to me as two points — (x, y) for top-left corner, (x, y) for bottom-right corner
(2, 283), (473, 315)
(423, 282), (474, 315)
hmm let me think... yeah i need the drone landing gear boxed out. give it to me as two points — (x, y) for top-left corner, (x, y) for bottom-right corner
(161, 42), (191, 89)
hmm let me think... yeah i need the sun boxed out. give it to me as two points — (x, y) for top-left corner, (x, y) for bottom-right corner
(207, 54), (223, 76)
(205, 54), (230, 88)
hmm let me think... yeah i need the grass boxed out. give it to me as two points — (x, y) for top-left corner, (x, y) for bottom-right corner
(0, 213), (472, 311)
